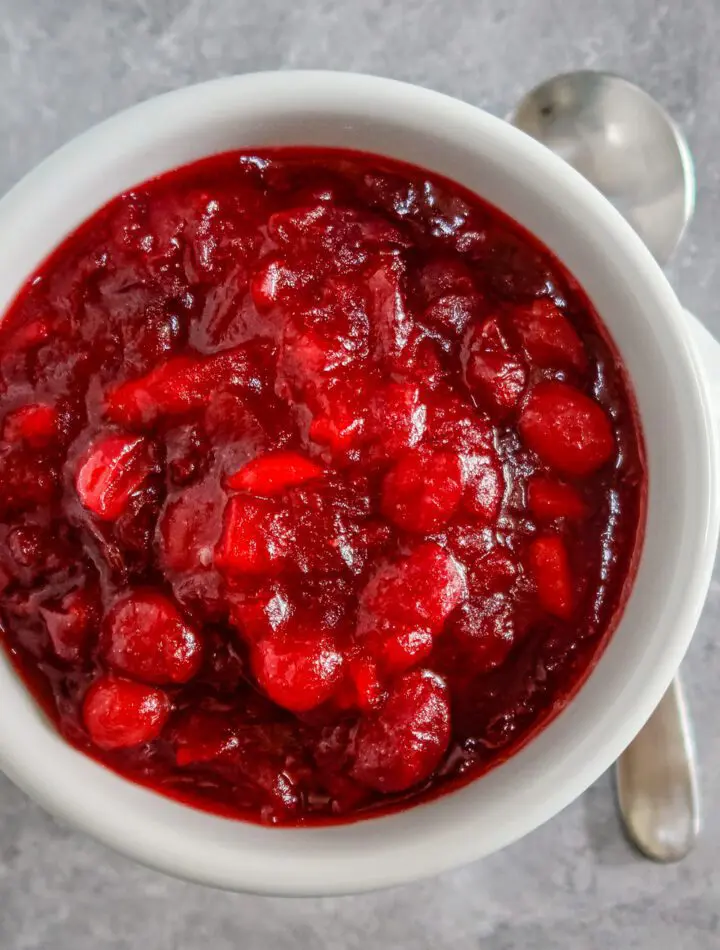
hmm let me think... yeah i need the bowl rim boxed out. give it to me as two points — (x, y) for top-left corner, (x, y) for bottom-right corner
(0, 70), (717, 895)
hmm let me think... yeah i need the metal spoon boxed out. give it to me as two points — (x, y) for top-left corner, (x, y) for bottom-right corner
(509, 71), (695, 262)
(509, 71), (699, 862)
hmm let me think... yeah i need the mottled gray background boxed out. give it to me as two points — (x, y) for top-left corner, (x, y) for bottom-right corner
(1, 1), (719, 948)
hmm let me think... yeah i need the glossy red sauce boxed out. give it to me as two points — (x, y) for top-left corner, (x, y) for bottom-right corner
(0, 148), (645, 824)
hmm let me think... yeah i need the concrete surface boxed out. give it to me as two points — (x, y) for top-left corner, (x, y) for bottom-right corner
(0, 1), (719, 948)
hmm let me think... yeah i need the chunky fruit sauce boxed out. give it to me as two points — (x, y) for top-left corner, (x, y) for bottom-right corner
(0, 148), (645, 825)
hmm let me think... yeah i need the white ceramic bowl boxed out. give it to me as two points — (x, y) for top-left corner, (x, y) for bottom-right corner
(0, 72), (717, 896)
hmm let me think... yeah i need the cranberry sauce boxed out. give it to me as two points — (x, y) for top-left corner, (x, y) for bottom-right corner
(0, 149), (645, 824)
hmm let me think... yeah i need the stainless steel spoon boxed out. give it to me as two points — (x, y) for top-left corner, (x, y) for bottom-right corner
(509, 70), (699, 862)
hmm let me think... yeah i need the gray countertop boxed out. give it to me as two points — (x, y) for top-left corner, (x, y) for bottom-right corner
(1, 1), (719, 947)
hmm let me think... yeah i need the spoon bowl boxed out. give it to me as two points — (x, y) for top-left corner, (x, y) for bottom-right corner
(509, 71), (695, 264)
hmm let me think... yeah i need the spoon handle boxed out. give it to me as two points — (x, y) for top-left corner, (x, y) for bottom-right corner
(615, 677), (699, 861)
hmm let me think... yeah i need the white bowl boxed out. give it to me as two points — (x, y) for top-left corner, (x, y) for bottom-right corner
(0, 72), (717, 896)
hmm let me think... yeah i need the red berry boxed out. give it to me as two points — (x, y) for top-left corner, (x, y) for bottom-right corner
(472, 547), (518, 594)
(351, 669), (451, 792)
(226, 451), (323, 496)
(528, 535), (574, 619)
(446, 522), (495, 564)
(450, 598), (516, 672)
(173, 709), (241, 766)
(106, 346), (251, 428)
(3, 404), (59, 448)
(267, 204), (328, 244)
(309, 398), (366, 453)
(511, 299), (587, 371)
(5, 317), (51, 352)
(462, 316), (527, 417)
(360, 542), (466, 636)
(417, 255), (475, 302)
(519, 382), (614, 476)
(278, 323), (350, 397)
(357, 542), (466, 674)
(423, 293), (481, 338)
(251, 630), (344, 712)
(368, 256), (413, 360)
(158, 480), (225, 573)
(484, 229), (555, 298)
(103, 590), (203, 684)
(40, 587), (99, 662)
(367, 382), (426, 460)
(170, 569), (226, 622)
(250, 257), (312, 312)
(164, 423), (209, 486)
(395, 331), (446, 389)
(425, 392), (494, 454)
(203, 390), (282, 450)
(83, 676), (170, 750)
(204, 391), (260, 446)
(343, 655), (385, 712)
(5, 523), (64, 578)
(268, 204), (407, 256)
(527, 476), (587, 522)
(379, 628), (434, 677)
(283, 476), (371, 576)
(75, 434), (154, 521)
(381, 449), (463, 533)
(229, 582), (292, 641)
(0, 448), (56, 513)
(215, 496), (289, 575)
(464, 456), (504, 522)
